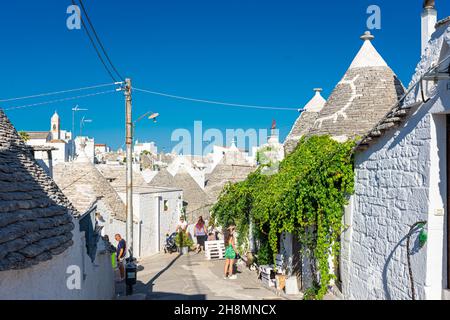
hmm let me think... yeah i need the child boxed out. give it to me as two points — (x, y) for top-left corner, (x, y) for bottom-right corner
(207, 232), (216, 241)
(224, 225), (237, 280)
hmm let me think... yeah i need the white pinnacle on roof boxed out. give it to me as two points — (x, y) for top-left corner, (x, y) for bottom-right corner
(303, 88), (326, 112)
(348, 31), (388, 69)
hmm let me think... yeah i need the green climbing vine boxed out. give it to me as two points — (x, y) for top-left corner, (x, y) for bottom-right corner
(211, 135), (355, 299)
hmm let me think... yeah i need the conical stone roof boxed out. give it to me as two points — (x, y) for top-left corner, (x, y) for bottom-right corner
(308, 31), (405, 142)
(149, 168), (212, 222)
(53, 162), (127, 222)
(284, 88), (326, 154)
(0, 110), (75, 271)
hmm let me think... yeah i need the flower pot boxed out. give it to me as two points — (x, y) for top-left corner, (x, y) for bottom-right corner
(181, 246), (189, 255)
(285, 276), (299, 295)
(275, 274), (286, 291)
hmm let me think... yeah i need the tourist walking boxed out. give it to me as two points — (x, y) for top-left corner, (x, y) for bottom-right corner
(194, 216), (208, 253)
(115, 234), (126, 282)
(223, 225), (237, 280)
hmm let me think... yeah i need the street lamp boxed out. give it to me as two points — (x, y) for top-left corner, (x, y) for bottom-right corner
(132, 111), (160, 162)
(134, 111), (160, 127)
(124, 109), (159, 297)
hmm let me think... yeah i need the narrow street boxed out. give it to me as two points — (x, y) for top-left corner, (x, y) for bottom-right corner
(116, 253), (286, 300)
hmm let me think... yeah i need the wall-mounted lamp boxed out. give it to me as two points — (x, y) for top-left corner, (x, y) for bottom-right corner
(421, 64), (450, 102)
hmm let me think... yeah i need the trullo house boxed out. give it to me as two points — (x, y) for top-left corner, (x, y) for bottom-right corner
(0, 109), (114, 300)
(341, 3), (450, 300)
(283, 30), (405, 291)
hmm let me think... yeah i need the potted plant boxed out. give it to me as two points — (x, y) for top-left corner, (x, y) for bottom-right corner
(275, 274), (286, 291)
(175, 231), (194, 255)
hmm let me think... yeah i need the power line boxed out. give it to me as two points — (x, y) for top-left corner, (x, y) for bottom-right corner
(133, 87), (299, 112)
(0, 82), (118, 103)
(77, 0), (124, 81)
(71, 0), (118, 82)
(2, 90), (117, 111)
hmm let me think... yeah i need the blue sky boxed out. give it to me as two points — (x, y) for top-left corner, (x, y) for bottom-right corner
(1, 1), (449, 153)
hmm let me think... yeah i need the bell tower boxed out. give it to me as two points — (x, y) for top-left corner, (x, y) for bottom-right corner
(51, 111), (61, 140)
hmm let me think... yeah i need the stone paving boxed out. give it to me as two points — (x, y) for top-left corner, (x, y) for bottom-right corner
(116, 252), (287, 300)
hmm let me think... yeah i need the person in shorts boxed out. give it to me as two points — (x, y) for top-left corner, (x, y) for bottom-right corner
(115, 234), (126, 281)
(223, 225), (237, 280)
(194, 216), (208, 253)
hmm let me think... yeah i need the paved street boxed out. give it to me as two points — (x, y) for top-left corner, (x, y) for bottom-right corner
(117, 253), (287, 300)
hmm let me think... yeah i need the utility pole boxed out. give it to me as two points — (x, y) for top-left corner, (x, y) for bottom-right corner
(124, 78), (134, 257)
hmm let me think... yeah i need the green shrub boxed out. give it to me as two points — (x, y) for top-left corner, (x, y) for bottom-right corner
(175, 232), (194, 248)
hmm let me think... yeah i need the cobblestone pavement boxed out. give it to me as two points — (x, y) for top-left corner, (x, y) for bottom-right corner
(116, 252), (286, 300)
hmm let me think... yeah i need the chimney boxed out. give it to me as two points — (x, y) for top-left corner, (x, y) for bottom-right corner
(421, 0), (437, 55)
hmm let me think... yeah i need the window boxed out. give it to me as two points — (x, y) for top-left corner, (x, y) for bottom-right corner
(164, 200), (169, 212)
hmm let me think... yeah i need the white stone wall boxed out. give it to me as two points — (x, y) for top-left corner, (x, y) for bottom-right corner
(109, 190), (182, 259)
(0, 219), (114, 300)
(138, 191), (182, 257)
(343, 111), (431, 300)
(158, 193), (183, 248)
(342, 21), (450, 301)
(51, 142), (69, 164)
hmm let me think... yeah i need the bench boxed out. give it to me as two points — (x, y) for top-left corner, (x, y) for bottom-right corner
(205, 240), (226, 260)
(258, 254), (286, 287)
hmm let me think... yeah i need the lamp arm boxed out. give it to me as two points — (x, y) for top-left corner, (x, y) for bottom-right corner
(134, 111), (154, 126)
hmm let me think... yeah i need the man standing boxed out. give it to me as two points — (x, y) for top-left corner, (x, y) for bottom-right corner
(176, 216), (188, 233)
(115, 234), (126, 281)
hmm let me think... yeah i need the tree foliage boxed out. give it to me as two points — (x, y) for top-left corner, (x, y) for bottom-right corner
(18, 131), (30, 142)
(211, 135), (355, 299)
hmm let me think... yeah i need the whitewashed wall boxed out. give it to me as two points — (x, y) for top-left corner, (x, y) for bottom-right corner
(0, 219), (114, 300)
(106, 190), (182, 259)
(342, 24), (450, 300)
(343, 112), (432, 300)
(138, 191), (182, 256)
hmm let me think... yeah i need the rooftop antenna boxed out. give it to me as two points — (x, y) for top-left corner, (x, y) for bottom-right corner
(80, 116), (93, 137)
(72, 105), (88, 138)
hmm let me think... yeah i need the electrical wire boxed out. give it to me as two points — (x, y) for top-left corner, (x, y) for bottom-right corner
(77, 0), (124, 81)
(2, 90), (117, 111)
(71, 0), (118, 82)
(0, 82), (118, 103)
(133, 87), (299, 111)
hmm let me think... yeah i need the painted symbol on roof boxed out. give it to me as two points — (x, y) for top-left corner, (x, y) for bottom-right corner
(315, 75), (363, 128)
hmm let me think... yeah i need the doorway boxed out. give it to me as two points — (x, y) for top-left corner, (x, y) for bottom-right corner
(447, 115), (450, 289)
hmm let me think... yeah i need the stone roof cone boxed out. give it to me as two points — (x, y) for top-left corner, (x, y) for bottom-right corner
(0, 109), (75, 271)
(308, 31), (405, 142)
(53, 161), (127, 222)
(284, 88), (326, 154)
(75, 138), (90, 163)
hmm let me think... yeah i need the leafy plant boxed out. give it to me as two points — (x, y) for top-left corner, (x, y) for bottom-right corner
(175, 231), (194, 248)
(19, 131), (30, 142)
(255, 240), (273, 265)
(212, 135), (355, 299)
(141, 150), (152, 156)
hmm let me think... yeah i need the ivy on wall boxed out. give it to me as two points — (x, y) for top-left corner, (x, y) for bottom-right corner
(211, 135), (355, 299)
